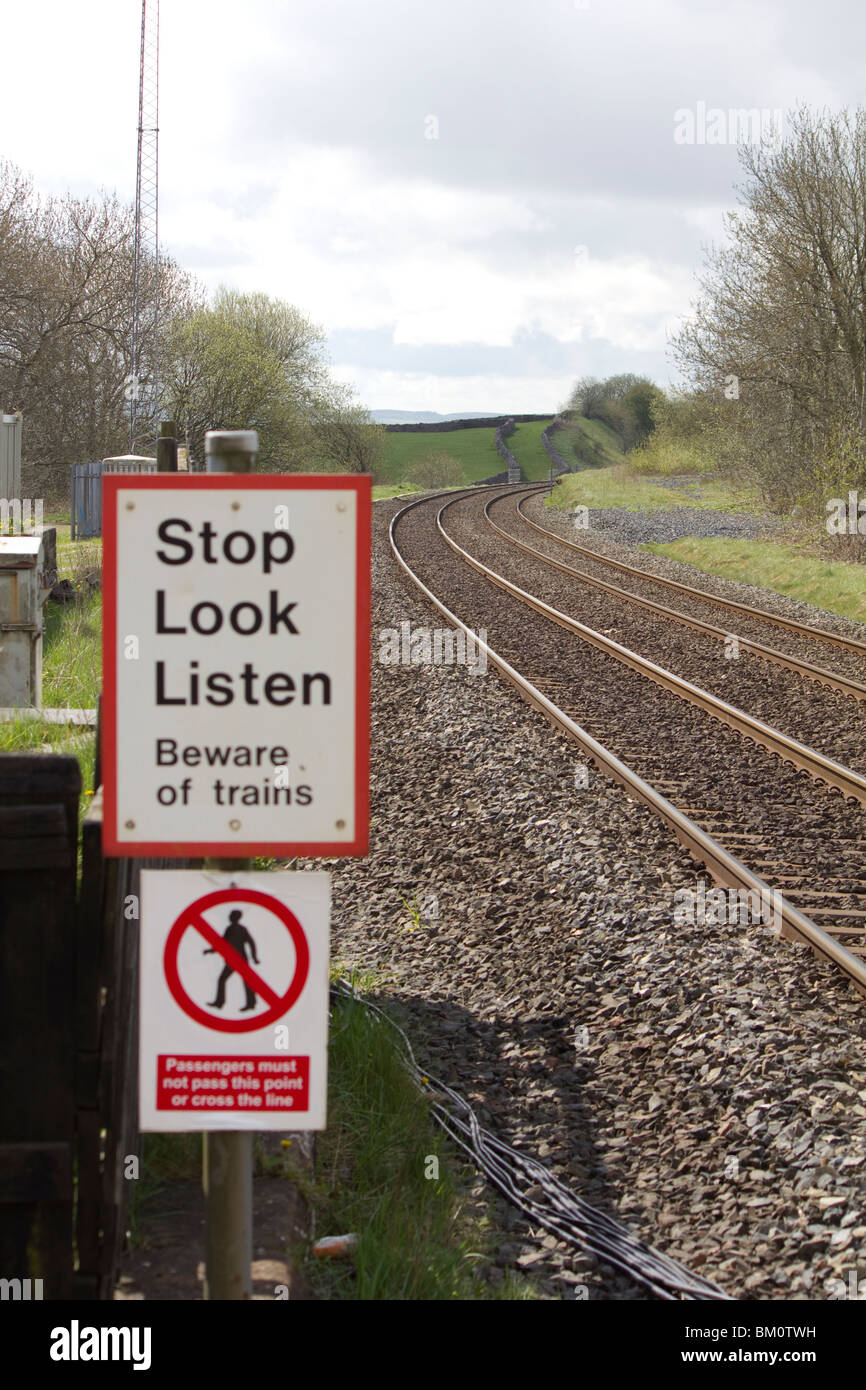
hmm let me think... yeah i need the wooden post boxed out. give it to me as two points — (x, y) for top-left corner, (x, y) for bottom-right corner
(157, 420), (178, 473)
(201, 430), (257, 1300)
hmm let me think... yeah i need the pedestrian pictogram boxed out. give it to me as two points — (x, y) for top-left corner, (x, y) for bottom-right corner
(205, 908), (260, 1010)
(140, 870), (329, 1132)
(164, 887), (310, 1034)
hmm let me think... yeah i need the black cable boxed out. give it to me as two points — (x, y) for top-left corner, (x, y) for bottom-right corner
(331, 978), (732, 1301)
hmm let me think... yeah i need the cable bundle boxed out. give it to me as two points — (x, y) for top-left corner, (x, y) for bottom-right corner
(332, 978), (731, 1301)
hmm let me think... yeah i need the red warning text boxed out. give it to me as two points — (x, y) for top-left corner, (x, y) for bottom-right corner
(156, 1055), (310, 1110)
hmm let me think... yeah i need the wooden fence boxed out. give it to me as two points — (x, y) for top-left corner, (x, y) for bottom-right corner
(0, 748), (177, 1298)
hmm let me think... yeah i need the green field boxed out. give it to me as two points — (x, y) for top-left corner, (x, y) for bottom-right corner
(505, 419), (555, 480)
(380, 427), (505, 485)
(554, 417), (627, 470)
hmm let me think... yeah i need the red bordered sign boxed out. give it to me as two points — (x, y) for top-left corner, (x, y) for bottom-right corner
(164, 888), (310, 1033)
(102, 474), (370, 857)
(139, 869), (330, 1133)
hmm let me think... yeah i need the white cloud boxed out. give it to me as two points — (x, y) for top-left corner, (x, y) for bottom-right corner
(329, 366), (572, 416)
(2, 0), (862, 411)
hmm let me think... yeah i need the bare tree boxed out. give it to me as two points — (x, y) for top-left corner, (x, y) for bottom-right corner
(672, 106), (866, 506)
(0, 160), (199, 500)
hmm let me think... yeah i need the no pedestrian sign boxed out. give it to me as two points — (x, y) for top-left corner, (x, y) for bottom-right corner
(139, 870), (330, 1132)
(102, 474), (370, 856)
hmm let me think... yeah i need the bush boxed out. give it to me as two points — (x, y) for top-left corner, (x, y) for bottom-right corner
(404, 452), (464, 489)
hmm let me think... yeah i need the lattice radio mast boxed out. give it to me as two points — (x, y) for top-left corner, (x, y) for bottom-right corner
(129, 0), (160, 453)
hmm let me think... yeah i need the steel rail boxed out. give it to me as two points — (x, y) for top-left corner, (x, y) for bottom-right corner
(388, 490), (866, 996)
(516, 490), (866, 658)
(483, 493), (866, 703)
(436, 495), (866, 807)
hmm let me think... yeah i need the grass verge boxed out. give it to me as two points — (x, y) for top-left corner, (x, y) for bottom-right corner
(297, 989), (536, 1301)
(41, 589), (102, 709)
(292, 988), (534, 1299)
(0, 541), (102, 834)
(127, 985), (537, 1299)
(372, 483), (422, 500)
(643, 537), (866, 625)
(555, 417), (627, 470)
(501, 419), (554, 481)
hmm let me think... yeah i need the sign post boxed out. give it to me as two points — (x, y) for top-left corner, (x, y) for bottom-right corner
(138, 868), (330, 1300)
(104, 427), (371, 1298)
(202, 429), (256, 1303)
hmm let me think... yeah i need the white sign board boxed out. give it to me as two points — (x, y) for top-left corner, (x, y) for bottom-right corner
(139, 870), (330, 1132)
(102, 474), (370, 856)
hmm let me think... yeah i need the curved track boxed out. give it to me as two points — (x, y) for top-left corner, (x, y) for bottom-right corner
(390, 485), (866, 996)
(485, 491), (866, 704)
(516, 489), (866, 659)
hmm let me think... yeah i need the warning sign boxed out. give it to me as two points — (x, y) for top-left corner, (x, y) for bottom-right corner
(163, 887), (310, 1032)
(102, 474), (371, 858)
(139, 870), (329, 1132)
(155, 1056), (310, 1113)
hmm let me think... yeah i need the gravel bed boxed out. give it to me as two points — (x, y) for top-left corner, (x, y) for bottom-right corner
(583, 504), (775, 546)
(399, 493), (866, 944)
(301, 495), (866, 1301)
(531, 491), (866, 649)
(464, 491), (866, 777)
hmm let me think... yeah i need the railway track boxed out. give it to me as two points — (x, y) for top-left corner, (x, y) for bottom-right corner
(390, 485), (866, 996)
(485, 490), (866, 704)
(516, 488), (866, 661)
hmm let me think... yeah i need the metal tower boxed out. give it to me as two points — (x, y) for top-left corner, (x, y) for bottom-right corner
(129, 0), (160, 453)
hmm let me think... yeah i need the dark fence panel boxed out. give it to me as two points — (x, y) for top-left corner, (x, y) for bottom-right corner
(0, 755), (80, 1299)
(71, 460), (157, 540)
(0, 743), (183, 1299)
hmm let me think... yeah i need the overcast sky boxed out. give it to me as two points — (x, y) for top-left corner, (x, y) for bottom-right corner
(3, 0), (864, 413)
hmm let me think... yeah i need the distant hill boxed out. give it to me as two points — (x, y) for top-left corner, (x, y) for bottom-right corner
(370, 409), (498, 424)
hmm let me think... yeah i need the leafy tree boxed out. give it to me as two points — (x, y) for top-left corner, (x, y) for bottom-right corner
(566, 372), (661, 450)
(161, 288), (384, 473)
(0, 161), (382, 497)
(620, 380), (664, 448)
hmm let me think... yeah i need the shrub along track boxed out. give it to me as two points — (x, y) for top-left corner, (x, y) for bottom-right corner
(312, 491), (866, 1300)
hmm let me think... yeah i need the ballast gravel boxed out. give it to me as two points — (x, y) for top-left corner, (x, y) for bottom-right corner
(299, 495), (866, 1302)
(583, 504), (774, 546)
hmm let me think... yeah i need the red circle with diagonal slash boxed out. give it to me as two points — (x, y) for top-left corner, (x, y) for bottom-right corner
(164, 888), (310, 1033)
